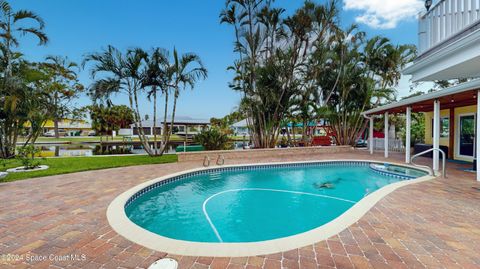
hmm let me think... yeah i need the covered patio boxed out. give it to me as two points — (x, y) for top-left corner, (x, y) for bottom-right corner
(363, 78), (480, 181)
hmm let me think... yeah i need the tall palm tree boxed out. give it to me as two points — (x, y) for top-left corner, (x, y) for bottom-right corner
(168, 48), (208, 140)
(0, 0), (48, 75)
(84, 46), (155, 155)
(143, 48), (170, 155)
(0, 1), (47, 158)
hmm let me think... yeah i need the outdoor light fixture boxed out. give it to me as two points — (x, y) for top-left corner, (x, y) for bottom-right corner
(425, 0), (432, 11)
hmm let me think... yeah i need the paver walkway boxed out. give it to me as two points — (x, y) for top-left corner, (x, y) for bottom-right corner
(1, 150), (480, 269)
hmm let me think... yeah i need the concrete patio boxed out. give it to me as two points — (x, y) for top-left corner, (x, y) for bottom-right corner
(1, 150), (479, 269)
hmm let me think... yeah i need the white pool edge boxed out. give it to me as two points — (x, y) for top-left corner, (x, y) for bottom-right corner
(106, 159), (435, 257)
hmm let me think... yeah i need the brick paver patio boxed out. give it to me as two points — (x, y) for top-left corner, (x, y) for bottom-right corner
(1, 150), (480, 269)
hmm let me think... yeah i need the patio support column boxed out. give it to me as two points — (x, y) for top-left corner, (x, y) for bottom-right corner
(406, 107), (412, 163)
(433, 99), (440, 172)
(369, 116), (374, 155)
(384, 112), (389, 158)
(476, 91), (480, 181)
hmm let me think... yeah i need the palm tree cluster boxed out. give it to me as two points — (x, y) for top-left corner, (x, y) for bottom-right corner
(0, 0), (49, 158)
(0, 0), (86, 158)
(221, 0), (415, 148)
(85, 47), (207, 156)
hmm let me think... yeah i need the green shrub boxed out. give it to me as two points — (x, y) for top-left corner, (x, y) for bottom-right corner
(193, 128), (231, 151)
(16, 145), (43, 170)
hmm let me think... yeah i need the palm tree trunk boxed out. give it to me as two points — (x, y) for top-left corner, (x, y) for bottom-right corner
(168, 89), (179, 140)
(159, 91), (169, 155)
(152, 87), (158, 155)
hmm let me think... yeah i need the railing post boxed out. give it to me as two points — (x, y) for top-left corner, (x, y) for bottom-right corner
(433, 100), (441, 172)
(369, 117), (374, 155)
(384, 112), (389, 158)
(476, 90), (480, 181)
(406, 107), (412, 163)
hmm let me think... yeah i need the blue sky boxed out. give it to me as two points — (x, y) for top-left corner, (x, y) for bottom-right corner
(14, 0), (426, 119)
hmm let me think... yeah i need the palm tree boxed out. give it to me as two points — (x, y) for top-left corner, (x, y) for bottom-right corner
(43, 56), (83, 138)
(0, 0), (48, 76)
(0, 1), (47, 158)
(84, 46), (155, 155)
(143, 48), (170, 155)
(168, 48), (208, 140)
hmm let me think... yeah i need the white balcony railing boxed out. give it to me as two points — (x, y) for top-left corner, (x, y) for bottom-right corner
(419, 0), (480, 54)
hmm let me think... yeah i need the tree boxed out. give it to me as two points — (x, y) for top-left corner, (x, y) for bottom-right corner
(0, 0), (48, 77)
(85, 46), (157, 155)
(194, 127), (231, 151)
(142, 48), (169, 155)
(0, 1), (48, 158)
(168, 48), (208, 142)
(221, 0), (339, 148)
(87, 104), (134, 137)
(41, 56), (84, 138)
(86, 46), (207, 156)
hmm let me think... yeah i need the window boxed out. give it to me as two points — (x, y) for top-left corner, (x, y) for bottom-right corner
(431, 117), (449, 137)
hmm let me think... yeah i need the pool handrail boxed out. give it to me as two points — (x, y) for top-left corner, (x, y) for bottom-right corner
(216, 155), (225, 165)
(410, 148), (446, 178)
(203, 155), (211, 167)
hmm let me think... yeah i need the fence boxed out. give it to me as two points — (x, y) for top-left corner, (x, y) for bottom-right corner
(369, 138), (406, 153)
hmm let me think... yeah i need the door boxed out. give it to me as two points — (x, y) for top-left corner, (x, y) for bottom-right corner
(458, 114), (475, 158)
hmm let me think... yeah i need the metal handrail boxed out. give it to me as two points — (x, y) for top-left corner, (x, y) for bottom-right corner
(216, 155), (225, 165)
(410, 148), (446, 178)
(203, 155), (211, 167)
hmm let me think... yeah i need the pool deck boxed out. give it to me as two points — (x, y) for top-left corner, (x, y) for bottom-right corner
(1, 150), (480, 268)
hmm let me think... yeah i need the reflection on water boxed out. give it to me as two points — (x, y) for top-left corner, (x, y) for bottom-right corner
(32, 144), (176, 157)
(29, 141), (250, 158)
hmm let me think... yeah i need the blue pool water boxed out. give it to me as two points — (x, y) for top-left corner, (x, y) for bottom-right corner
(125, 162), (427, 243)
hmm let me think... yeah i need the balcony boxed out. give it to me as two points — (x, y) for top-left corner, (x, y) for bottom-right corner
(419, 0), (480, 54)
(404, 0), (480, 82)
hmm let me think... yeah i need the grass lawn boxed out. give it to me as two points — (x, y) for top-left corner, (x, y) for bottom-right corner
(0, 154), (177, 182)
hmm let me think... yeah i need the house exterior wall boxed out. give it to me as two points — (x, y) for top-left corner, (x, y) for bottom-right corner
(424, 105), (477, 162)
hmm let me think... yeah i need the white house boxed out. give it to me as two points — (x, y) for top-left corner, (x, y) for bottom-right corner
(231, 119), (250, 136)
(363, 0), (480, 180)
(123, 117), (210, 137)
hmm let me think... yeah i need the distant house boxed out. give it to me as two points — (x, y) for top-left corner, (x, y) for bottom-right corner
(25, 119), (93, 136)
(231, 119), (250, 136)
(124, 117), (210, 136)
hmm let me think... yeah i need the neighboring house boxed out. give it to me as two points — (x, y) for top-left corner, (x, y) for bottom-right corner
(25, 119), (93, 136)
(126, 117), (210, 136)
(231, 119), (250, 136)
(363, 0), (480, 180)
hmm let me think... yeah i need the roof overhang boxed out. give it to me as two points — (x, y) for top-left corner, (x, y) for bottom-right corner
(363, 78), (480, 116)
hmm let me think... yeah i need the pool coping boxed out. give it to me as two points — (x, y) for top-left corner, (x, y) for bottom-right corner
(106, 159), (435, 257)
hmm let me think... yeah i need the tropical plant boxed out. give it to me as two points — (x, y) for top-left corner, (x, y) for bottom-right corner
(86, 46), (207, 156)
(194, 128), (231, 151)
(16, 145), (43, 169)
(221, 0), (339, 148)
(41, 56), (84, 138)
(0, 0), (48, 76)
(86, 104), (134, 138)
(222, 0), (415, 147)
(142, 48), (170, 155)
(0, 1), (48, 158)
(84, 46), (158, 154)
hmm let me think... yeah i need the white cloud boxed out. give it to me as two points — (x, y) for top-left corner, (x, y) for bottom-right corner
(344, 0), (424, 29)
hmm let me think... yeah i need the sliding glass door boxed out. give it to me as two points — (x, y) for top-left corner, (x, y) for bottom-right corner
(458, 115), (475, 157)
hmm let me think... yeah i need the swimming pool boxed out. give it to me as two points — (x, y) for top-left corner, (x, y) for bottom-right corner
(108, 160), (432, 256)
